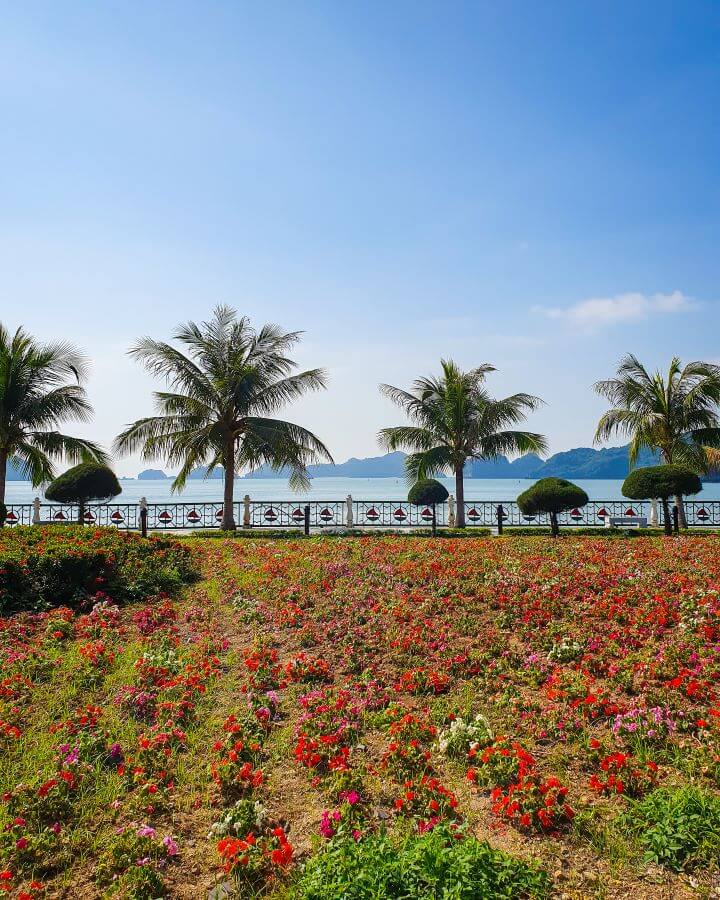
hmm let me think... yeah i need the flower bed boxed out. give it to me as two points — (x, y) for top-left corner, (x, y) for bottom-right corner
(3, 534), (720, 897)
(0, 526), (197, 613)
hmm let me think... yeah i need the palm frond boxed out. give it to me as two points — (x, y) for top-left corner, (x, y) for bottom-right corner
(404, 446), (453, 482)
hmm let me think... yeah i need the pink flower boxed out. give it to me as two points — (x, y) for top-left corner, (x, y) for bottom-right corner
(163, 835), (178, 856)
(319, 811), (335, 838)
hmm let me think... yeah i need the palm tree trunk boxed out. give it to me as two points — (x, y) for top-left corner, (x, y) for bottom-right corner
(550, 511), (559, 537)
(674, 495), (687, 529)
(221, 439), (236, 531)
(661, 497), (672, 536)
(78, 500), (85, 526)
(661, 449), (688, 530)
(0, 448), (7, 526)
(454, 464), (465, 528)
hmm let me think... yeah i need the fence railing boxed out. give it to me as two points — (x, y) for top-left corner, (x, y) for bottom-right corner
(3, 496), (720, 529)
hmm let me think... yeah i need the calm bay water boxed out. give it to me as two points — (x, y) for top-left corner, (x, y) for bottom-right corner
(6, 477), (720, 505)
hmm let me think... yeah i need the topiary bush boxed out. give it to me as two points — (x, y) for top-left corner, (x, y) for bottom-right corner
(622, 465), (701, 536)
(407, 479), (449, 536)
(516, 478), (589, 537)
(45, 463), (121, 524)
(407, 478), (449, 506)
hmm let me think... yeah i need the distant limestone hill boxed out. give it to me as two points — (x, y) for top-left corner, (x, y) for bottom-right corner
(243, 451), (408, 479)
(242, 444), (720, 481)
(187, 466), (223, 480)
(137, 466), (223, 481)
(532, 445), (659, 478)
(6, 446), (719, 483)
(467, 453), (545, 478)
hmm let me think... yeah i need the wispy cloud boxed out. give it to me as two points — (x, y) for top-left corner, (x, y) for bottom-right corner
(538, 291), (697, 329)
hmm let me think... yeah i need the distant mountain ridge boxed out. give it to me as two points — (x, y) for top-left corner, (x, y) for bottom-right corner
(242, 451), (409, 479)
(239, 444), (719, 481)
(7, 445), (719, 482)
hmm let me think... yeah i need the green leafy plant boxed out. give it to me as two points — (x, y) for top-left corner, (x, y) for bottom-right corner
(407, 479), (448, 535)
(0, 324), (106, 516)
(516, 478), (589, 536)
(0, 526), (196, 613)
(594, 354), (720, 527)
(45, 462), (121, 524)
(622, 465), (702, 536)
(624, 786), (720, 871)
(114, 306), (332, 530)
(379, 360), (546, 527)
(295, 825), (550, 899)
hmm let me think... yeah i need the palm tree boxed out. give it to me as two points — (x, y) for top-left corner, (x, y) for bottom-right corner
(594, 354), (720, 528)
(378, 359), (547, 527)
(114, 306), (333, 530)
(0, 324), (106, 516)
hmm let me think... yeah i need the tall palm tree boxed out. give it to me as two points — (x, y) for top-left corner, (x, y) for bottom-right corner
(0, 324), (106, 516)
(594, 354), (720, 527)
(114, 306), (333, 530)
(379, 359), (547, 527)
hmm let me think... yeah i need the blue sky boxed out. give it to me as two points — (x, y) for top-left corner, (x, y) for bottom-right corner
(2, 1), (719, 474)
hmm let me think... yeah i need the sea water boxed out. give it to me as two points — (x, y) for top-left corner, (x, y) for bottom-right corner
(6, 477), (720, 505)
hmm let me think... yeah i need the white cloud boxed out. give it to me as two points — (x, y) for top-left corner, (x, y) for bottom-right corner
(539, 291), (696, 329)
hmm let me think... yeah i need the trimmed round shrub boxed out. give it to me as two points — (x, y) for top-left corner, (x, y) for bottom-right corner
(517, 478), (588, 537)
(46, 463), (121, 523)
(623, 464), (701, 535)
(407, 478), (449, 506)
(622, 465), (701, 501)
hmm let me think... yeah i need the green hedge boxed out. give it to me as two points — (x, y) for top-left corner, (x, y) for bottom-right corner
(0, 526), (197, 614)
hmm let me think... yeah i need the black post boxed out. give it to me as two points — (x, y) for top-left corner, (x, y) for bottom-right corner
(673, 504), (679, 535)
(432, 504), (437, 537)
(140, 506), (148, 538)
(304, 504), (310, 536)
(496, 504), (504, 535)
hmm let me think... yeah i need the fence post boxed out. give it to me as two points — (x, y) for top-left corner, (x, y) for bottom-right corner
(243, 495), (251, 528)
(448, 495), (455, 527)
(139, 496), (148, 538)
(496, 504), (504, 535)
(304, 504), (310, 536)
(673, 504), (679, 535)
(32, 496), (41, 525)
(346, 494), (353, 528)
